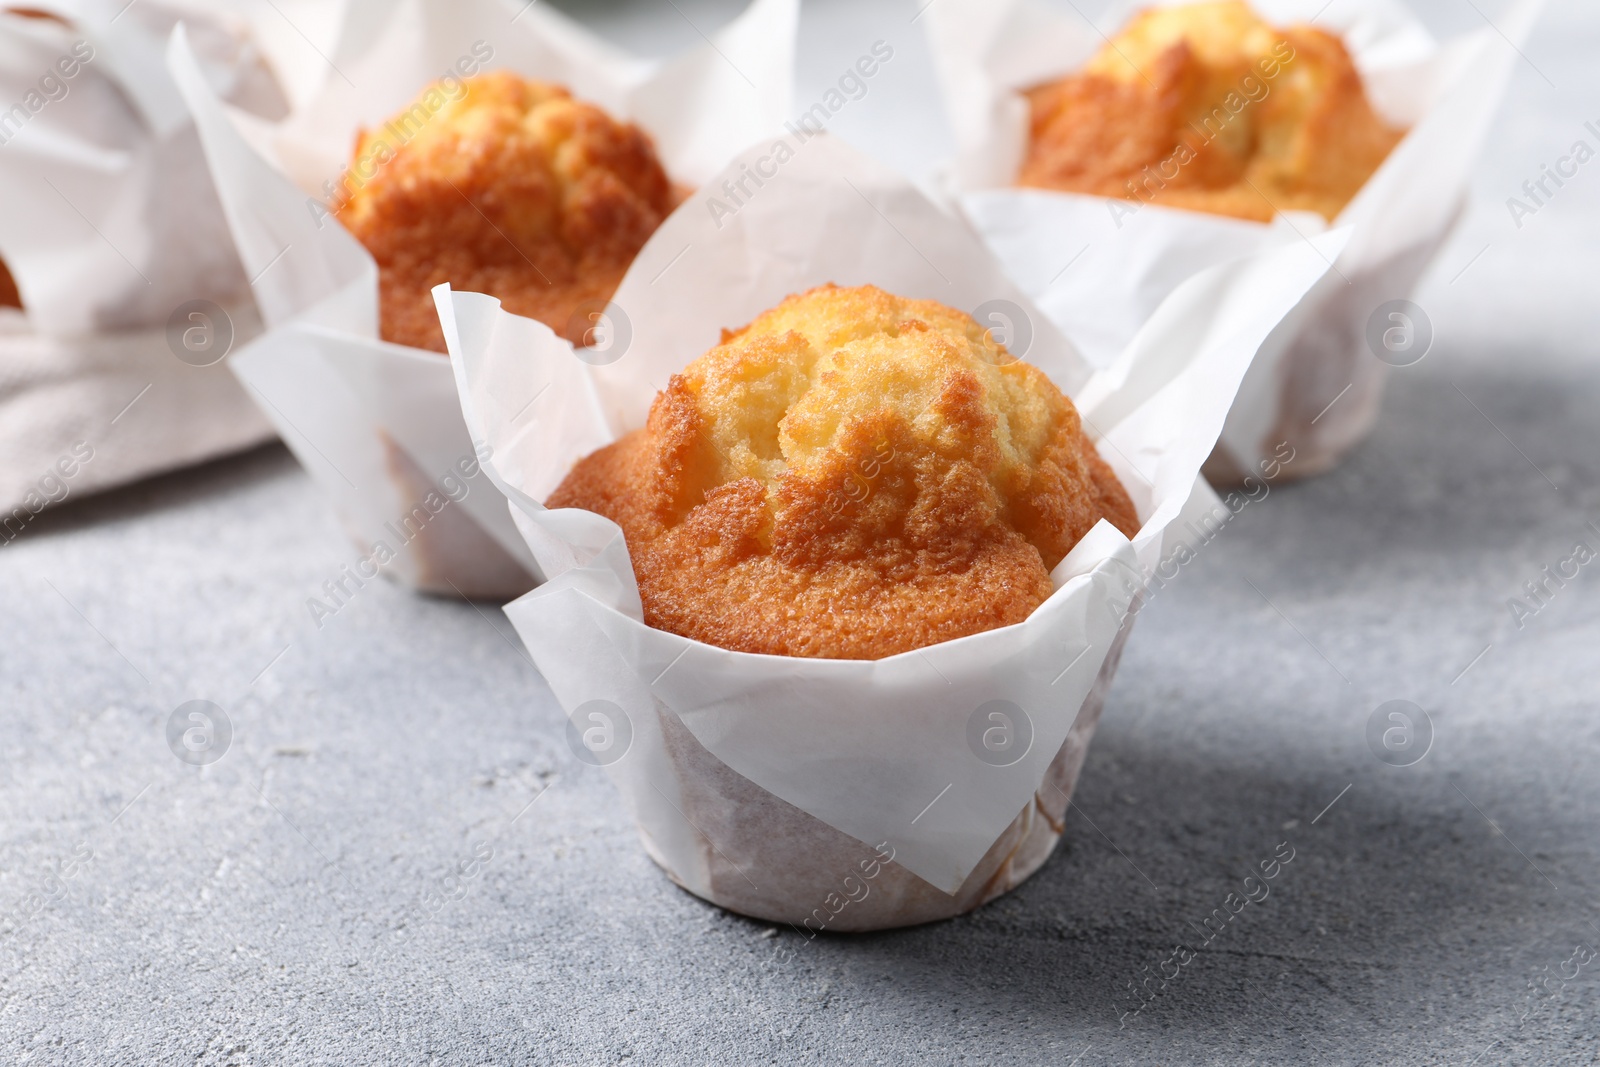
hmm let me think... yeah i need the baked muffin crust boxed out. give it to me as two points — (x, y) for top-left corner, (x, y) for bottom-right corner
(0, 259), (19, 309)
(336, 71), (675, 351)
(1019, 1), (1404, 222)
(549, 284), (1139, 660)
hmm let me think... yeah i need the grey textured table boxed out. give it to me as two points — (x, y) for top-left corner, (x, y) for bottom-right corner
(3, 1), (1598, 1063)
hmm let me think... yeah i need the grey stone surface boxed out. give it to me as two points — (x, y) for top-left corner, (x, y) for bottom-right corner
(2, 0), (1598, 1063)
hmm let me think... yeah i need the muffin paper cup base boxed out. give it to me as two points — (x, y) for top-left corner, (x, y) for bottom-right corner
(227, 322), (539, 597)
(928, 0), (1541, 482)
(442, 134), (1345, 925)
(497, 516), (1145, 895)
(630, 625), (1131, 931)
(1206, 197), (1465, 485)
(378, 430), (538, 598)
(167, 0), (797, 593)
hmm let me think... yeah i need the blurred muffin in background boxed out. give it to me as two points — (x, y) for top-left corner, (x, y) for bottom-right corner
(336, 71), (677, 352)
(0, 260), (19, 309)
(1020, 0), (1404, 222)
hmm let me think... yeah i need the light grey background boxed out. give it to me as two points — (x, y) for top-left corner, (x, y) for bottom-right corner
(3, 0), (1597, 1063)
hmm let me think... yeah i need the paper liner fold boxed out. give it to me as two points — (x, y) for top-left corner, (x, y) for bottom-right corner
(0, 0), (287, 334)
(635, 627), (1131, 932)
(926, 0), (1540, 483)
(0, 2), (293, 510)
(0, 303), (272, 516)
(441, 134), (1346, 923)
(167, 0), (798, 596)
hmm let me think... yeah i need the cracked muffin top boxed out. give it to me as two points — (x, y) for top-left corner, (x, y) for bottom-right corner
(548, 284), (1139, 659)
(336, 71), (676, 351)
(1019, 1), (1405, 222)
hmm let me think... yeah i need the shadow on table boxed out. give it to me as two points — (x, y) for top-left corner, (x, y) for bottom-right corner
(735, 729), (1560, 1054)
(15, 440), (294, 542)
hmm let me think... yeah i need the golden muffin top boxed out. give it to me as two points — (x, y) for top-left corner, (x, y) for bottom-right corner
(336, 71), (675, 351)
(1020, 1), (1405, 222)
(1082, 1), (1282, 80)
(548, 284), (1139, 660)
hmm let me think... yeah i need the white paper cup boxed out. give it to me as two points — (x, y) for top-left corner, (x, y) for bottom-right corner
(168, 0), (798, 597)
(0, 3), (288, 508)
(441, 135), (1346, 928)
(925, 0), (1539, 484)
(637, 627), (1131, 932)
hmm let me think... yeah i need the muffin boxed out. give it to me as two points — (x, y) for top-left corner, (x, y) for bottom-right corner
(548, 284), (1139, 659)
(335, 71), (676, 352)
(0, 259), (19, 309)
(1019, 1), (1405, 222)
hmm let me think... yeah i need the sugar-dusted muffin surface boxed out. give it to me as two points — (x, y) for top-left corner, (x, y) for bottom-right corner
(548, 284), (1139, 660)
(1020, 1), (1404, 222)
(336, 71), (675, 352)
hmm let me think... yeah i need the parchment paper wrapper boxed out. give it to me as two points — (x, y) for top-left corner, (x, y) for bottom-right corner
(166, 0), (797, 597)
(925, 0), (1540, 484)
(441, 135), (1347, 929)
(0, 1), (288, 513)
